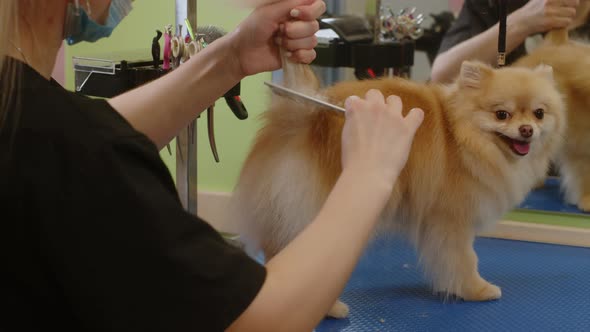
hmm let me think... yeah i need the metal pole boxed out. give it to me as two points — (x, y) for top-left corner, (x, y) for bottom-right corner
(373, 0), (381, 43)
(175, 0), (198, 214)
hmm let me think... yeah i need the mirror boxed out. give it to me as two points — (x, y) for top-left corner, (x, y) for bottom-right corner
(310, 0), (590, 217)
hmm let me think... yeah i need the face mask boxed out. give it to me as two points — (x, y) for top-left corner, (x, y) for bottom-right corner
(64, 0), (133, 45)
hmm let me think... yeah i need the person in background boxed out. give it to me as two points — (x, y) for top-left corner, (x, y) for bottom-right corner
(431, 0), (590, 83)
(0, 1), (423, 331)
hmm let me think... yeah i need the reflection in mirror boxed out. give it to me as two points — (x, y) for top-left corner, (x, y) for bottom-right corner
(520, 177), (590, 216)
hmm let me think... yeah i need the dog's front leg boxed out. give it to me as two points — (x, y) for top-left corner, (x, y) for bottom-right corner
(416, 218), (502, 301)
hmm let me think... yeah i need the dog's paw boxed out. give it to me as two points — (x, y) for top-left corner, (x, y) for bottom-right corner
(327, 300), (349, 318)
(461, 281), (502, 302)
(577, 195), (590, 212)
(533, 178), (546, 190)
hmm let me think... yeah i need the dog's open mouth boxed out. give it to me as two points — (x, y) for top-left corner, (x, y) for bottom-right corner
(498, 134), (530, 156)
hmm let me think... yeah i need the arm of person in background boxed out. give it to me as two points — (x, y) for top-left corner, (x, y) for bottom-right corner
(108, 0), (325, 149)
(227, 91), (424, 332)
(430, 0), (579, 83)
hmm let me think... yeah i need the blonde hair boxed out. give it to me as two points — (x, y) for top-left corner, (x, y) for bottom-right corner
(0, 0), (19, 133)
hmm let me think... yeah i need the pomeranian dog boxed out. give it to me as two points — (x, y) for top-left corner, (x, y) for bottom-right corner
(229, 53), (566, 317)
(514, 28), (590, 212)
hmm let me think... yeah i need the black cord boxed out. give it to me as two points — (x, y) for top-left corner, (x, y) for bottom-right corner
(497, 0), (507, 67)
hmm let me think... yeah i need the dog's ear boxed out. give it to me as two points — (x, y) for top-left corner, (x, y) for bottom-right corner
(533, 63), (554, 81)
(458, 61), (493, 89)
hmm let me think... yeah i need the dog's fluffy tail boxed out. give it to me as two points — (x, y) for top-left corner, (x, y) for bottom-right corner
(545, 28), (569, 45)
(280, 48), (321, 92)
(227, 48), (334, 259)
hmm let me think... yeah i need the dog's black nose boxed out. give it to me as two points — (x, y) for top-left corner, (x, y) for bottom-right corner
(519, 125), (533, 138)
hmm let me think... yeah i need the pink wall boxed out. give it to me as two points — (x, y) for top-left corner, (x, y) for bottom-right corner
(51, 42), (65, 86)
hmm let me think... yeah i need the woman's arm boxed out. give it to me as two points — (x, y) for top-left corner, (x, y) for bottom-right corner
(227, 92), (424, 332)
(430, 14), (530, 83)
(108, 0), (325, 149)
(431, 0), (578, 83)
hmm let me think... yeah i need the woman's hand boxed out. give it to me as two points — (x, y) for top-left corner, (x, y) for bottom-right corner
(511, 0), (579, 36)
(228, 0), (326, 77)
(341, 90), (424, 187)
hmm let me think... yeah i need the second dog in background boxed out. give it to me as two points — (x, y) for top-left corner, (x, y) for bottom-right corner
(515, 28), (590, 212)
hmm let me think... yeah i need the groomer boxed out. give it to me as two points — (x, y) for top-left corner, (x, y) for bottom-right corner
(0, 1), (424, 331)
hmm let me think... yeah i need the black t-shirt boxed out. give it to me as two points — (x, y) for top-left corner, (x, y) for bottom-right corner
(0, 59), (266, 332)
(437, 0), (590, 65)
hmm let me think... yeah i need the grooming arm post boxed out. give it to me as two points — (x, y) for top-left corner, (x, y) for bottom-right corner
(175, 0), (198, 214)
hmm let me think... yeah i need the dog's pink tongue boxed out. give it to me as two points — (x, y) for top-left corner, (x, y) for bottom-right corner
(512, 140), (530, 155)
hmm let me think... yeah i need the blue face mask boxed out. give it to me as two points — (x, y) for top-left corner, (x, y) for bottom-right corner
(64, 0), (133, 45)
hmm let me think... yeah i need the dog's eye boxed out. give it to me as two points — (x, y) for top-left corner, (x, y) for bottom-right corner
(495, 110), (510, 120)
(534, 108), (544, 120)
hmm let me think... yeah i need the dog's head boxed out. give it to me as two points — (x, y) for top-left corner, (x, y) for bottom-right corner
(451, 61), (566, 161)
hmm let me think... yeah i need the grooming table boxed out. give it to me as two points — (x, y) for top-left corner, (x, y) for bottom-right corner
(314, 236), (590, 332)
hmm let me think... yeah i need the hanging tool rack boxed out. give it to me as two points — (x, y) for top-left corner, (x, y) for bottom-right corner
(312, 1), (423, 80)
(73, 1), (219, 217)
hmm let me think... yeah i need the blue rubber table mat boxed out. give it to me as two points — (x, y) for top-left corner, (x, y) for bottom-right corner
(315, 236), (590, 332)
(519, 177), (590, 216)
